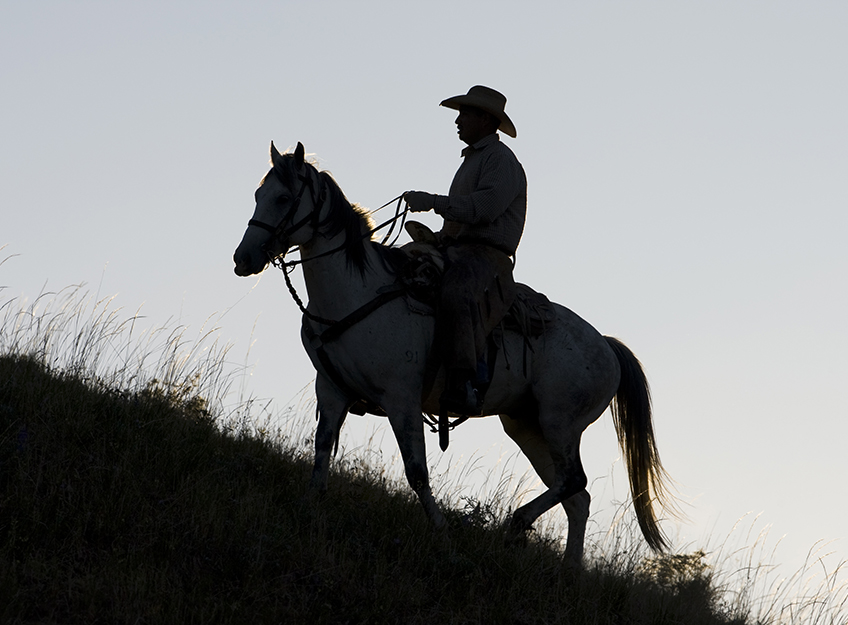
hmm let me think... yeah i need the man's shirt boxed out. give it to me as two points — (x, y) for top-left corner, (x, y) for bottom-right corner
(432, 133), (527, 256)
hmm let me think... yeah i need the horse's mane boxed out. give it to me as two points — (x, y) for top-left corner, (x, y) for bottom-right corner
(275, 153), (380, 276)
(318, 169), (375, 275)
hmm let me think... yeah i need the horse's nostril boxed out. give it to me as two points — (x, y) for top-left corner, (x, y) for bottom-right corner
(233, 248), (252, 275)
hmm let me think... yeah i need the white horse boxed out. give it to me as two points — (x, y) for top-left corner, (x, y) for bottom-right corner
(233, 142), (674, 566)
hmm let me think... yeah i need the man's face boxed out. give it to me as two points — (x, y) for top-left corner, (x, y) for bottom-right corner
(455, 106), (497, 145)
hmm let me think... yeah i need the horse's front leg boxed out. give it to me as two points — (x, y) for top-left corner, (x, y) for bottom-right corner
(385, 402), (446, 530)
(310, 373), (349, 492)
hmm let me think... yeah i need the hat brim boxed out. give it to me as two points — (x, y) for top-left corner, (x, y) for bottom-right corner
(440, 95), (517, 138)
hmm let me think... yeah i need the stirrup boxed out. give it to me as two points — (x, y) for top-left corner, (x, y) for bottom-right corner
(436, 408), (472, 451)
(439, 381), (483, 417)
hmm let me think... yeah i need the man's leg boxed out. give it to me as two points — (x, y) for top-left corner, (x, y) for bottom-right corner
(437, 245), (516, 414)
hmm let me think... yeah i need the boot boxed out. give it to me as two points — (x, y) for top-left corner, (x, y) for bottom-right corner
(440, 369), (483, 416)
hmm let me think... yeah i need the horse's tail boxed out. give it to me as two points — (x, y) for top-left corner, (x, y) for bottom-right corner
(604, 336), (674, 552)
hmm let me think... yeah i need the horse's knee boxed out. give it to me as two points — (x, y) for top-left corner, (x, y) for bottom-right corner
(404, 460), (430, 493)
(314, 427), (335, 456)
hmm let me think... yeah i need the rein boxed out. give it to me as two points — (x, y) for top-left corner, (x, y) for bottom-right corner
(272, 194), (408, 328)
(271, 193), (408, 272)
(246, 166), (410, 328)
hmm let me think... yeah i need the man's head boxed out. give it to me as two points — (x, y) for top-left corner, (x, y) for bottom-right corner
(454, 106), (500, 145)
(439, 85), (517, 141)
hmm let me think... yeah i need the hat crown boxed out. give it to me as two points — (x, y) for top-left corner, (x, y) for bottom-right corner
(465, 85), (506, 109)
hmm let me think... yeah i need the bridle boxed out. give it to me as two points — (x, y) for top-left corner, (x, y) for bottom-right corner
(246, 165), (328, 254)
(243, 162), (409, 326)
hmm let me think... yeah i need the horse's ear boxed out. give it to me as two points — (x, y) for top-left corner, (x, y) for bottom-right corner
(294, 142), (305, 168)
(270, 141), (284, 169)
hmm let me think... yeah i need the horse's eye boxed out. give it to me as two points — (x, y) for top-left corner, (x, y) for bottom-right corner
(276, 195), (292, 206)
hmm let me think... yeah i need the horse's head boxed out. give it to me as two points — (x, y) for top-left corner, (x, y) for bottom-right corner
(233, 141), (327, 276)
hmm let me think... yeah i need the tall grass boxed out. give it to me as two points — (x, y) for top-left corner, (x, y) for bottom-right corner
(0, 283), (259, 429)
(700, 516), (848, 624)
(1, 283), (845, 624)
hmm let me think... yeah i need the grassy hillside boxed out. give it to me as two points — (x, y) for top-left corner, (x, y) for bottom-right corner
(0, 288), (844, 624)
(1, 352), (744, 624)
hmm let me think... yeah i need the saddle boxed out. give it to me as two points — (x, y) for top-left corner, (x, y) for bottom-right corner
(399, 221), (557, 338)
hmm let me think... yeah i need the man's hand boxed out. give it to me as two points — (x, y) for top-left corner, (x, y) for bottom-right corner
(404, 191), (436, 213)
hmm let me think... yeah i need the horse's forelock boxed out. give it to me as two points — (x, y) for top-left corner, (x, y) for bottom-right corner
(273, 147), (326, 186)
(267, 151), (302, 191)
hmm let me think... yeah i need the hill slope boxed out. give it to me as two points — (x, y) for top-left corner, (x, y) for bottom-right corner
(0, 354), (743, 624)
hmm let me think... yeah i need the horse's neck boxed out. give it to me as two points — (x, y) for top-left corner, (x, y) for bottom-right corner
(299, 233), (392, 321)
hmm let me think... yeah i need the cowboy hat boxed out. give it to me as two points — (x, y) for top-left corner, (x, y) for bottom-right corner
(440, 85), (517, 138)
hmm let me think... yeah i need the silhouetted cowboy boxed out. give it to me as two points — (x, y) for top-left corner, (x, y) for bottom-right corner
(404, 85), (527, 415)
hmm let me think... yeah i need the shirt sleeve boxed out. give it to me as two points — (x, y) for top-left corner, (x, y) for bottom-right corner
(432, 147), (524, 225)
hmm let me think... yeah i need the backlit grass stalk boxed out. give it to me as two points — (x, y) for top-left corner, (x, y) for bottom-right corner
(0, 285), (241, 420)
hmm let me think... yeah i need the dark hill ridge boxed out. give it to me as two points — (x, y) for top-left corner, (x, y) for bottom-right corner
(0, 354), (742, 624)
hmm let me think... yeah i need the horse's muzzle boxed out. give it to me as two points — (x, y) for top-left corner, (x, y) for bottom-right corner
(233, 247), (266, 277)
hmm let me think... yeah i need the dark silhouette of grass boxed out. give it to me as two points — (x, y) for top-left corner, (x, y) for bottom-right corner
(0, 285), (845, 624)
(0, 353), (743, 625)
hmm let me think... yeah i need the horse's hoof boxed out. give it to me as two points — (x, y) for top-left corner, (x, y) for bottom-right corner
(303, 484), (327, 505)
(504, 528), (528, 548)
(561, 555), (584, 577)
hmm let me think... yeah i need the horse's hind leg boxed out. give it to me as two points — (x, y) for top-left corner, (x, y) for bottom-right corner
(310, 373), (349, 492)
(561, 489), (591, 565)
(500, 413), (590, 566)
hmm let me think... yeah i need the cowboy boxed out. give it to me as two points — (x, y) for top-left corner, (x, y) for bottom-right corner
(404, 85), (527, 415)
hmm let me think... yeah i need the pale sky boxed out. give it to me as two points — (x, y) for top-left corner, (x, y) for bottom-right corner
(3, 1), (846, 593)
